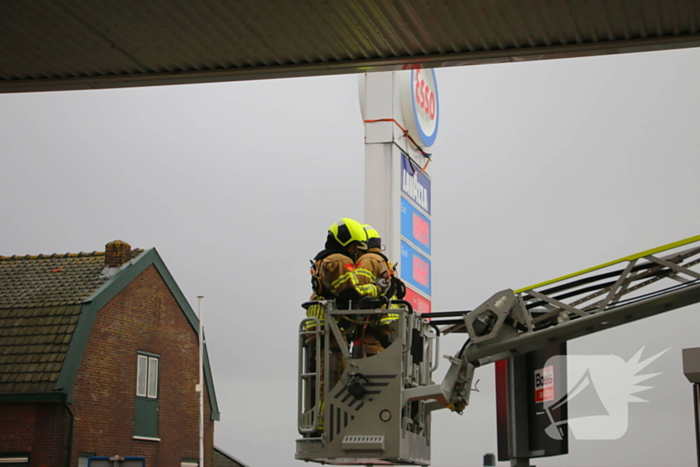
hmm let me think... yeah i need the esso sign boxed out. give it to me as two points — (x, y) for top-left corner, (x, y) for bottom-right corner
(400, 67), (439, 147)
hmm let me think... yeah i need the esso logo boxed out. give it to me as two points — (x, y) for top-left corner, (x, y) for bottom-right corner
(400, 67), (439, 148)
(413, 69), (437, 122)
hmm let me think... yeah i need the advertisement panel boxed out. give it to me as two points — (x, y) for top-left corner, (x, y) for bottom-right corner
(496, 344), (568, 461)
(401, 154), (431, 215)
(400, 241), (431, 296)
(400, 197), (431, 255)
(527, 345), (568, 454)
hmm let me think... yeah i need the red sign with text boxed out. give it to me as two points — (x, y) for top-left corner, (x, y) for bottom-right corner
(404, 286), (432, 314)
(534, 365), (554, 403)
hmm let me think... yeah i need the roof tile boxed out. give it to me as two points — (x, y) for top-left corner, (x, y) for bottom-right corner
(0, 246), (144, 395)
(0, 249), (142, 308)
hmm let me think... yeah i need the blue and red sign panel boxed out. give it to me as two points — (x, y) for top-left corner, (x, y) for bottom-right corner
(400, 197), (431, 255)
(399, 154), (432, 312)
(400, 240), (431, 296)
(401, 154), (431, 215)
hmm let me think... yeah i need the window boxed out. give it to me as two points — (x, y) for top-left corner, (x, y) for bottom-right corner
(136, 354), (158, 398)
(134, 352), (159, 439)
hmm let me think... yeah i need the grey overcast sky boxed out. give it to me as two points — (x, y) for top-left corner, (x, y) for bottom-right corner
(2, 46), (700, 467)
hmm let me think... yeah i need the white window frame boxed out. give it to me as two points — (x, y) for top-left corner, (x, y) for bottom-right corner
(147, 357), (158, 398)
(0, 458), (29, 465)
(136, 355), (148, 397)
(77, 453), (95, 467)
(136, 353), (159, 399)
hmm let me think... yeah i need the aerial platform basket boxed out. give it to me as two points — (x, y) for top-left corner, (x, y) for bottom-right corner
(297, 301), (439, 466)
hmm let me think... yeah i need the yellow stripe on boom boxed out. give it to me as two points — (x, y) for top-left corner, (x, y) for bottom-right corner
(515, 234), (700, 294)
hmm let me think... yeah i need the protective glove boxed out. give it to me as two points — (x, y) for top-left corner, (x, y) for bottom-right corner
(376, 277), (391, 294)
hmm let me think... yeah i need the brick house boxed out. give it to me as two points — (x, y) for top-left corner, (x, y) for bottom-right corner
(0, 241), (220, 466)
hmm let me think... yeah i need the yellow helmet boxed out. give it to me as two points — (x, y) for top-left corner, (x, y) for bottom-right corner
(362, 224), (382, 249)
(329, 218), (368, 248)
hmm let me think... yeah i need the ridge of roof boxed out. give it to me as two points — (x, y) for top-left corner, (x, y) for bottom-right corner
(0, 249), (146, 261)
(0, 251), (104, 260)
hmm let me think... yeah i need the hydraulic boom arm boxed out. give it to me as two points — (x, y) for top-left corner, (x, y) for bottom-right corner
(426, 234), (700, 412)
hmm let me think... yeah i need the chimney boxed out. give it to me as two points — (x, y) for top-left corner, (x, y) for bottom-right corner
(105, 240), (132, 268)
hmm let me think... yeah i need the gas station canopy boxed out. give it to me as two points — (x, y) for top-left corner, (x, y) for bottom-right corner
(2, 0), (699, 93)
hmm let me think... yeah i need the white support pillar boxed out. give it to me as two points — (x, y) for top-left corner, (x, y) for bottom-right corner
(362, 72), (400, 262)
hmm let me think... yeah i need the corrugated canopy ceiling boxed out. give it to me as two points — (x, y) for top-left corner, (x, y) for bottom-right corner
(1, 0), (699, 93)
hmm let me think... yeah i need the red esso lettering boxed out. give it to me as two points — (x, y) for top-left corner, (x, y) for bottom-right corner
(413, 70), (436, 121)
(419, 80), (425, 111)
(415, 71), (423, 108)
(422, 82), (429, 114)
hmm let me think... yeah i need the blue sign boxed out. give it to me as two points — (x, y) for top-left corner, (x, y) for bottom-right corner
(401, 154), (431, 215)
(401, 197), (431, 255)
(400, 240), (431, 296)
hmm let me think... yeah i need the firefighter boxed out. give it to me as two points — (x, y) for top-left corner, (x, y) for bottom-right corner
(354, 224), (405, 357)
(305, 218), (383, 432)
(306, 218), (382, 328)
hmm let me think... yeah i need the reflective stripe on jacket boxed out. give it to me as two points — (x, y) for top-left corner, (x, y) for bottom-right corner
(306, 252), (379, 330)
(306, 297), (326, 328)
(319, 252), (379, 305)
(355, 249), (400, 323)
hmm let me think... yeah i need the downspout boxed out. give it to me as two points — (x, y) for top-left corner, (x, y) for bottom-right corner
(198, 296), (204, 467)
(64, 400), (75, 467)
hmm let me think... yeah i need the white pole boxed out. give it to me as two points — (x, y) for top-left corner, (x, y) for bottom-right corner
(198, 296), (204, 467)
(362, 72), (397, 260)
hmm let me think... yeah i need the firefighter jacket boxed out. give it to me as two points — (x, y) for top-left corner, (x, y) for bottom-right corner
(306, 249), (380, 329)
(355, 248), (401, 325)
